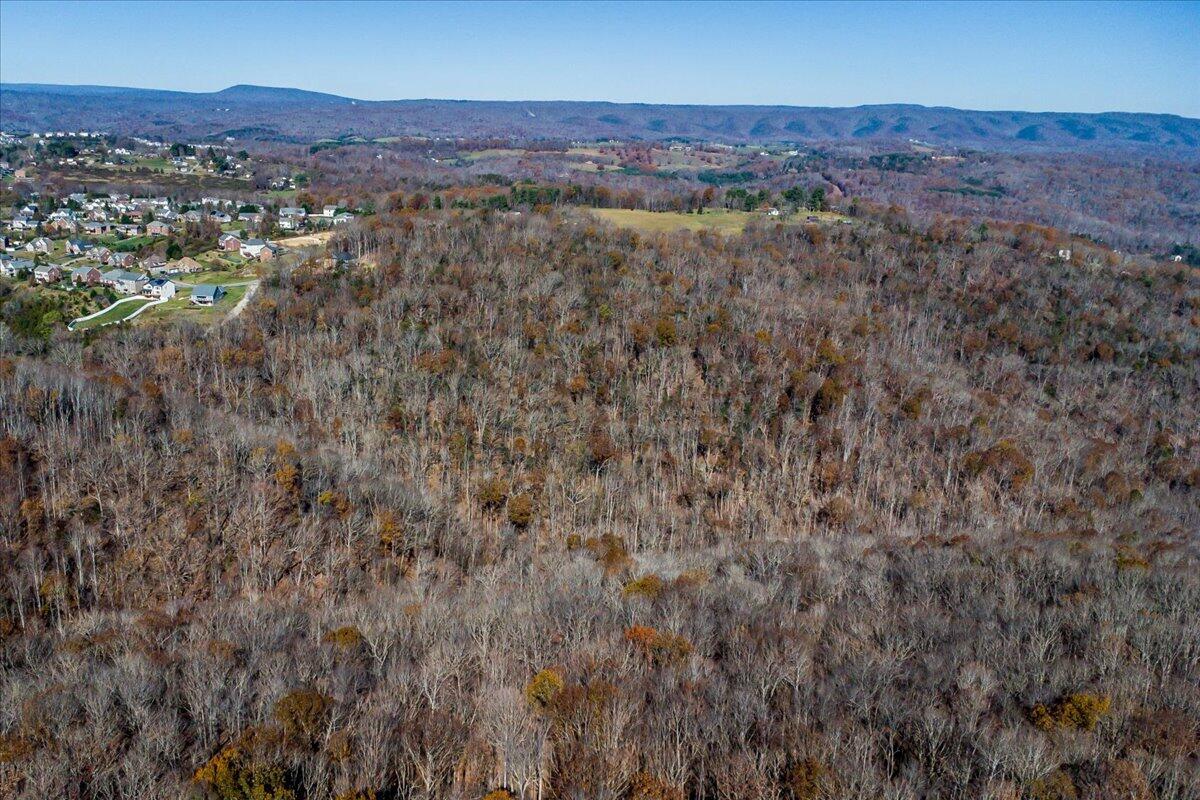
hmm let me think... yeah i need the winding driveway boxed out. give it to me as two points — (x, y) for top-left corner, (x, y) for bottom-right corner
(224, 280), (261, 322)
(68, 295), (164, 331)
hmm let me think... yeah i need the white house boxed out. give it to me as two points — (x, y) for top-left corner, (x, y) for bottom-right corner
(143, 278), (177, 299)
(1, 257), (35, 277)
(239, 238), (269, 258)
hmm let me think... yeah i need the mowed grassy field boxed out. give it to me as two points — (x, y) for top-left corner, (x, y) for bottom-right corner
(588, 208), (769, 235)
(590, 207), (851, 235)
(590, 208), (756, 234)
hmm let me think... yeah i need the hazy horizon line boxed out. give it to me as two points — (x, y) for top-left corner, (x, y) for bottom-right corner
(2, 80), (1196, 121)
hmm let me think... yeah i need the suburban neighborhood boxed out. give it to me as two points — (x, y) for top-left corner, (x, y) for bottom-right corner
(1, 131), (364, 332)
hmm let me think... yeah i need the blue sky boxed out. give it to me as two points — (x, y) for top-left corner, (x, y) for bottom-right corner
(1, 0), (1197, 116)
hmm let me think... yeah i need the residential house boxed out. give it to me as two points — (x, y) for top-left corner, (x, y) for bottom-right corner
(332, 213), (353, 226)
(146, 220), (173, 236)
(45, 218), (79, 235)
(107, 252), (137, 268)
(183, 210), (204, 224)
(82, 221), (111, 236)
(101, 269), (147, 295)
(170, 256), (205, 274)
(66, 238), (90, 256)
(9, 215), (35, 231)
(26, 236), (54, 253)
(115, 223), (142, 237)
(190, 284), (226, 306)
(33, 263), (62, 284)
(141, 255), (169, 275)
(143, 278), (177, 299)
(0, 257), (35, 277)
(70, 265), (102, 285)
(239, 238), (269, 258)
(322, 205), (339, 218)
(218, 232), (242, 251)
(210, 212), (232, 224)
(238, 212), (263, 228)
(326, 251), (356, 269)
(85, 245), (112, 263)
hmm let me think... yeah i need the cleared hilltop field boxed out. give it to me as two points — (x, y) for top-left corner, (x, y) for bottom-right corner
(590, 207), (848, 234)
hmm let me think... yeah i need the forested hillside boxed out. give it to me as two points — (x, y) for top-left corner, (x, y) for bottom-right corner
(3, 83), (1198, 156)
(1, 205), (1197, 799)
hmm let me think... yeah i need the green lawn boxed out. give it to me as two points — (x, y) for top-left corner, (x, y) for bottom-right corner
(72, 298), (152, 330)
(184, 246), (252, 274)
(97, 234), (156, 252)
(182, 265), (256, 284)
(132, 289), (192, 323)
(132, 157), (171, 169)
(135, 284), (248, 325)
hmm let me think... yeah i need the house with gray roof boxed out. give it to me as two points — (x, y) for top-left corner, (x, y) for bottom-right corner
(101, 269), (147, 295)
(71, 265), (102, 285)
(143, 278), (177, 299)
(33, 263), (63, 284)
(190, 284), (226, 306)
(0, 257), (35, 277)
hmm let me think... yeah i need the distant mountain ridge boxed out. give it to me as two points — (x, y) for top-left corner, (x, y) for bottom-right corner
(2, 82), (1197, 155)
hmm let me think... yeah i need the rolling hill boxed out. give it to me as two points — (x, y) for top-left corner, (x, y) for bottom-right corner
(2, 82), (1198, 155)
